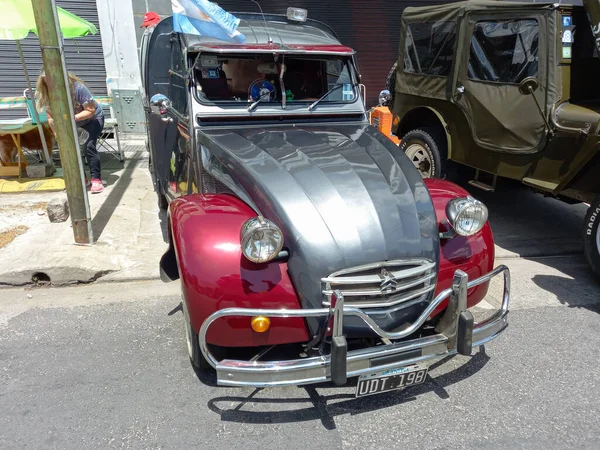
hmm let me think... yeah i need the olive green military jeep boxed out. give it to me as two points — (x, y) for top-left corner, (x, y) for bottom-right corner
(384, 0), (600, 278)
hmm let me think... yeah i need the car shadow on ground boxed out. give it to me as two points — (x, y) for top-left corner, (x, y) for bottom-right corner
(202, 347), (490, 429)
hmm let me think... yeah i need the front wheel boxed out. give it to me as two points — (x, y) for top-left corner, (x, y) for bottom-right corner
(398, 128), (447, 179)
(583, 195), (600, 279)
(182, 297), (212, 371)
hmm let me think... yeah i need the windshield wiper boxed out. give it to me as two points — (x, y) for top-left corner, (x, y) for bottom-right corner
(247, 89), (276, 112)
(307, 84), (349, 111)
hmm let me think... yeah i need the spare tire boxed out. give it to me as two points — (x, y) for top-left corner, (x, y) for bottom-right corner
(385, 62), (398, 111)
(583, 195), (600, 279)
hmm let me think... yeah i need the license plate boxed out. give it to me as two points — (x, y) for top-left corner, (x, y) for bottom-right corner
(355, 364), (428, 398)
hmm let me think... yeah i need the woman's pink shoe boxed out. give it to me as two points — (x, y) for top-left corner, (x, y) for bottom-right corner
(90, 178), (103, 193)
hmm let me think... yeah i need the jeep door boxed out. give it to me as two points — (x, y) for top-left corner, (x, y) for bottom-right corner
(452, 11), (552, 154)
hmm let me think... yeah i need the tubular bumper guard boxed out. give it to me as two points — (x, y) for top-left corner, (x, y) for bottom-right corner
(199, 266), (510, 387)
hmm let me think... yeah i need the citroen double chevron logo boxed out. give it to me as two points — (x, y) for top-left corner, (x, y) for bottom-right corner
(380, 268), (399, 293)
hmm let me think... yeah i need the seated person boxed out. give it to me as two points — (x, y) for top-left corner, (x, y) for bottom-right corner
(195, 67), (232, 101)
(282, 59), (326, 101)
(222, 59), (266, 98)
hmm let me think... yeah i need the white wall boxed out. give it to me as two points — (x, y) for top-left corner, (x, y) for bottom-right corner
(95, 0), (142, 95)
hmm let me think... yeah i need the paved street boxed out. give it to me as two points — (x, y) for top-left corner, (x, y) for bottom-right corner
(1, 181), (600, 450)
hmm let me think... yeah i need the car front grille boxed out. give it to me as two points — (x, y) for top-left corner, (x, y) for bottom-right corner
(200, 165), (233, 195)
(321, 259), (436, 309)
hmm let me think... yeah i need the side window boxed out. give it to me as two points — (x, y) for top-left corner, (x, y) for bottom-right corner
(468, 19), (539, 84)
(404, 21), (457, 76)
(169, 40), (188, 115)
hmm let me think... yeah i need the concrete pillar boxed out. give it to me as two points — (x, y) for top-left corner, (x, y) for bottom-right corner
(95, 0), (145, 136)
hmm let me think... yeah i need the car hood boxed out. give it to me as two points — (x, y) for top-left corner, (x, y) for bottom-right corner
(198, 123), (439, 316)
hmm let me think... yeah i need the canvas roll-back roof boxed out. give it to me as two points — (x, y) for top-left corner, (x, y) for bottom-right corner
(402, 0), (559, 22)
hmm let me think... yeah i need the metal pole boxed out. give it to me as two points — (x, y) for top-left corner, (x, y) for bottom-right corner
(32, 0), (93, 244)
(16, 40), (52, 165)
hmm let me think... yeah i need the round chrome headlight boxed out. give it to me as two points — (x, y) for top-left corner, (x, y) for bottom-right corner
(446, 196), (489, 237)
(240, 216), (284, 263)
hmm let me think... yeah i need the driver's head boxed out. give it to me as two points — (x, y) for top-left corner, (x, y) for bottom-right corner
(223, 58), (267, 95)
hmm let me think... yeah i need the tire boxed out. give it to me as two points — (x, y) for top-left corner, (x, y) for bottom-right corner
(385, 62), (397, 111)
(398, 128), (447, 179)
(583, 195), (600, 279)
(182, 296), (212, 372)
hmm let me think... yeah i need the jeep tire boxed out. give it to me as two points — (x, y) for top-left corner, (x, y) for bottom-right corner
(583, 195), (600, 279)
(399, 128), (447, 179)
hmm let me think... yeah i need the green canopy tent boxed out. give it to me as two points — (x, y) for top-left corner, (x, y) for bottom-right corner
(0, 0), (98, 164)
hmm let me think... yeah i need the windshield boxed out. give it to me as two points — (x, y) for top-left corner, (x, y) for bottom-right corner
(192, 53), (357, 107)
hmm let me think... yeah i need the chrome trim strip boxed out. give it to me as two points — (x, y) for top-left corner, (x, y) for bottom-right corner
(322, 284), (435, 308)
(325, 259), (434, 278)
(323, 272), (436, 295)
(322, 261), (436, 285)
(199, 265), (510, 387)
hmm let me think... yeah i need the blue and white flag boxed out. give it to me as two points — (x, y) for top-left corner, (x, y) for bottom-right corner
(171, 0), (246, 44)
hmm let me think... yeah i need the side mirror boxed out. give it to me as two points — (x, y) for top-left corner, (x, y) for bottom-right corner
(150, 94), (171, 115)
(378, 89), (391, 107)
(518, 76), (539, 96)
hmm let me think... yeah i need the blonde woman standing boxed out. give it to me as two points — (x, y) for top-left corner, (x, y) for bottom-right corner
(36, 71), (105, 193)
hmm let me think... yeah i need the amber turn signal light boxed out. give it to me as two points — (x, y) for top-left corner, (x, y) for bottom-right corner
(250, 316), (271, 333)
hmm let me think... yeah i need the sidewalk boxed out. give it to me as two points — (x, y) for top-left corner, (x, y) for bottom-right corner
(0, 142), (168, 286)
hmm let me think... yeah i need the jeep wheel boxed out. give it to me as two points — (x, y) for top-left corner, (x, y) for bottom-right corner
(583, 195), (600, 279)
(399, 128), (447, 179)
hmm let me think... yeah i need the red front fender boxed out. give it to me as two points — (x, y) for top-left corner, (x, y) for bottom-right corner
(169, 194), (310, 347)
(426, 179), (495, 316)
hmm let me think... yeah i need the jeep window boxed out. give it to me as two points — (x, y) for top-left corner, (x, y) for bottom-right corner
(192, 53), (356, 105)
(468, 19), (539, 84)
(403, 21), (456, 76)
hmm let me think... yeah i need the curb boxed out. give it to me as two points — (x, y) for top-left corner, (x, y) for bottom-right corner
(0, 272), (163, 289)
(0, 177), (65, 193)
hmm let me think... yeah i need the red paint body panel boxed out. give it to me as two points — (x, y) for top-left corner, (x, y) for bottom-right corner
(170, 182), (494, 347)
(169, 194), (310, 347)
(424, 179), (495, 317)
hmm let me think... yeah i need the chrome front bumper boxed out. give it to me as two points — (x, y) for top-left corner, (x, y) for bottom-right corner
(199, 266), (510, 388)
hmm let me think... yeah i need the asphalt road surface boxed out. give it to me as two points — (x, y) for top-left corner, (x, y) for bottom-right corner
(2, 182), (600, 450)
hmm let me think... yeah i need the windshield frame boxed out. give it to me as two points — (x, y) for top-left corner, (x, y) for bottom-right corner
(190, 51), (361, 111)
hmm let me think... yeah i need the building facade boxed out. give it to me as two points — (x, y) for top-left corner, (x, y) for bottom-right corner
(131, 0), (435, 106)
(0, 0), (108, 121)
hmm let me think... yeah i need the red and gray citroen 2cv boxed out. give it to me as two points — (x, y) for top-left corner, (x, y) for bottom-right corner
(141, 7), (511, 397)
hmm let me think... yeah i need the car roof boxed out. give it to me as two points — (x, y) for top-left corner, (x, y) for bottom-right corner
(182, 13), (353, 54)
(402, 0), (574, 19)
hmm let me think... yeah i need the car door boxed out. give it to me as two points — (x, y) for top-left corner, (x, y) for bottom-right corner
(144, 17), (176, 198)
(163, 35), (191, 199)
(452, 12), (549, 154)
(146, 22), (191, 201)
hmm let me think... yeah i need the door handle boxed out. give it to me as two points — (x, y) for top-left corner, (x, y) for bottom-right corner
(455, 84), (465, 101)
(161, 117), (173, 123)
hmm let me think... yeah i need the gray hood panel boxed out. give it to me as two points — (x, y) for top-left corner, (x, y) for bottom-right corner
(198, 124), (439, 323)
